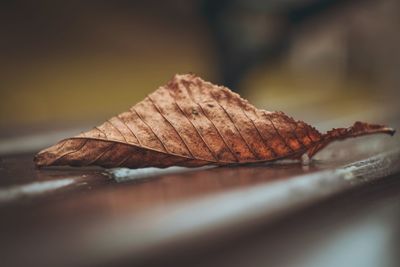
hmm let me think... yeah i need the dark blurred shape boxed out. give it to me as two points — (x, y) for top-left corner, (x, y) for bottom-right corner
(202, 0), (348, 91)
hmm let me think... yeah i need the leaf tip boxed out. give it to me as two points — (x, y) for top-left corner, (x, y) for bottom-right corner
(33, 150), (48, 168)
(351, 121), (395, 137)
(307, 121), (395, 159)
(33, 145), (61, 168)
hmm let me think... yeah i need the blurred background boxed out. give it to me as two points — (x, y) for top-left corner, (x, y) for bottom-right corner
(1, 0), (399, 135)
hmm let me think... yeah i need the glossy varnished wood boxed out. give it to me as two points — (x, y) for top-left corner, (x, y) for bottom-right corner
(0, 124), (399, 267)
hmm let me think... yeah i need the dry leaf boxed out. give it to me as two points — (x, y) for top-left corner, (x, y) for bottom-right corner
(34, 74), (395, 169)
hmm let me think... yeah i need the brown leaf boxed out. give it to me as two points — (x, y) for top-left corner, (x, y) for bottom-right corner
(34, 74), (395, 169)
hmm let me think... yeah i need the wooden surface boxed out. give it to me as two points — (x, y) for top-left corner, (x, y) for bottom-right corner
(0, 119), (399, 267)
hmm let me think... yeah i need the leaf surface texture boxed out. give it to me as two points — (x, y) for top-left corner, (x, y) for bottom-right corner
(35, 74), (395, 169)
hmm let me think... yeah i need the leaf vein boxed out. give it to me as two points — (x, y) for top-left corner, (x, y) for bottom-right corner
(210, 92), (259, 160)
(85, 143), (116, 166)
(130, 107), (169, 153)
(241, 109), (278, 158)
(52, 139), (88, 165)
(148, 96), (194, 159)
(182, 84), (239, 162)
(264, 112), (294, 153)
(172, 97), (218, 161)
(107, 119), (128, 143)
(116, 115), (142, 146)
